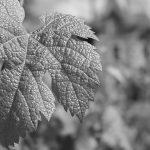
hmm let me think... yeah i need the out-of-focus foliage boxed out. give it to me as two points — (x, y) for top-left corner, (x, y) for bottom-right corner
(7, 0), (150, 150)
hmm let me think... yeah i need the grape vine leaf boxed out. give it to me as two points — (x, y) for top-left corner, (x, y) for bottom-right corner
(0, 0), (101, 146)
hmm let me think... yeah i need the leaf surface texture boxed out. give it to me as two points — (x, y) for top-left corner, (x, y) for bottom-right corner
(0, 0), (101, 146)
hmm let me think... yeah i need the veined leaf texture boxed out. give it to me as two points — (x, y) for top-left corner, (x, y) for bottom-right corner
(0, 0), (101, 146)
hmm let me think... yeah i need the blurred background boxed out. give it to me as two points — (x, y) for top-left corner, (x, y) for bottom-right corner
(4, 0), (150, 150)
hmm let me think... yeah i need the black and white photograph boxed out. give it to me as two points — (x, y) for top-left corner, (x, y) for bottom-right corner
(0, 0), (150, 150)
